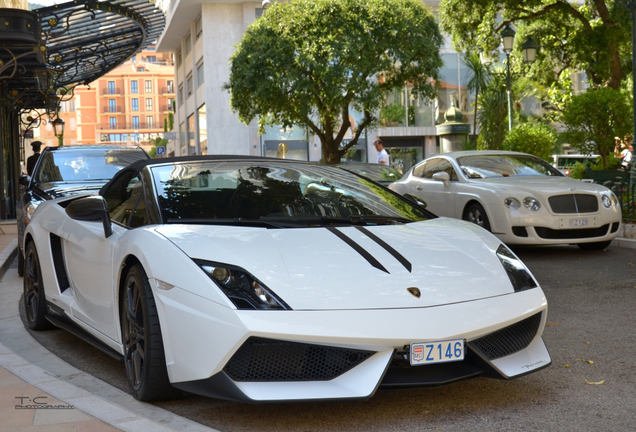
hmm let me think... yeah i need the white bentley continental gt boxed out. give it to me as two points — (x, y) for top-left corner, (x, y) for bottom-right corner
(24, 156), (550, 402)
(389, 151), (622, 250)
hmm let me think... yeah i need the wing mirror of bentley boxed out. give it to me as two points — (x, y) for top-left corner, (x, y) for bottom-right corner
(432, 171), (450, 183)
(65, 196), (113, 238)
(403, 194), (427, 209)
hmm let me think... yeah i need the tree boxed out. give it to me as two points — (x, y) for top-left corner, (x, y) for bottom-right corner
(226, 0), (443, 164)
(561, 87), (633, 168)
(503, 122), (558, 162)
(439, 0), (632, 95)
(463, 51), (491, 144)
(476, 64), (508, 150)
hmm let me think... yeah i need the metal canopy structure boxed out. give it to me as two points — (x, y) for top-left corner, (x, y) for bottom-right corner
(37, 0), (165, 87)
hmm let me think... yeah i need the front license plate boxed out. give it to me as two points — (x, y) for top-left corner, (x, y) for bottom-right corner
(410, 339), (464, 366)
(569, 218), (589, 227)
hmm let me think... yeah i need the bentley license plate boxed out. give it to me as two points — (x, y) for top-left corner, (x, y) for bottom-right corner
(569, 218), (589, 227)
(410, 339), (464, 366)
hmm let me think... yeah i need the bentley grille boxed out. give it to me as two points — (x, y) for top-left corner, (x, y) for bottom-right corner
(548, 194), (598, 214)
(224, 337), (374, 381)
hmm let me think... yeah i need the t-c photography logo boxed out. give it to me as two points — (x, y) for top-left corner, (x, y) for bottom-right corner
(15, 397), (74, 410)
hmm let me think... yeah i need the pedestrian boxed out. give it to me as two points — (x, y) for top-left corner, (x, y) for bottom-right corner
(26, 141), (42, 176)
(374, 139), (389, 166)
(619, 143), (633, 171)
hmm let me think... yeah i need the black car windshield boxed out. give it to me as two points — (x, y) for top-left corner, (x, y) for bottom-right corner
(457, 154), (564, 179)
(151, 161), (430, 226)
(35, 148), (148, 183)
(337, 163), (403, 183)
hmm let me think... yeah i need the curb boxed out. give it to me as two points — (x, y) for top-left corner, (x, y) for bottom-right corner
(0, 238), (17, 281)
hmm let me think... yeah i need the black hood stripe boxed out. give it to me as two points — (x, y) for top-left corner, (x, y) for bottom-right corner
(354, 226), (412, 273)
(326, 227), (389, 274)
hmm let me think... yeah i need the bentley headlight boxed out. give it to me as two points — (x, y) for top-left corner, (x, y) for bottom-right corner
(25, 202), (38, 223)
(602, 194), (612, 209)
(496, 245), (537, 292)
(611, 192), (619, 207)
(523, 197), (541, 211)
(504, 197), (520, 210)
(195, 260), (290, 310)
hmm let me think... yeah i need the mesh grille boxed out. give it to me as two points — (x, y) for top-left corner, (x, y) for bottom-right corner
(535, 224), (609, 239)
(469, 313), (542, 360)
(548, 194), (598, 214)
(224, 337), (374, 382)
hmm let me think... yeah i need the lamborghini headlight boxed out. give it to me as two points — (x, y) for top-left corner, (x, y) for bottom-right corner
(195, 260), (290, 310)
(496, 245), (537, 293)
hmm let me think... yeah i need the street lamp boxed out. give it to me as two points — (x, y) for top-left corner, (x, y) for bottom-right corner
(52, 117), (65, 146)
(481, 25), (538, 131)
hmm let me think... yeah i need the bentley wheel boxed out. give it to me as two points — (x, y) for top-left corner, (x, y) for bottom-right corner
(17, 249), (24, 277)
(121, 263), (175, 401)
(23, 242), (51, 330)
(464, 203), (491, 231)
(578, 240), (612, 251)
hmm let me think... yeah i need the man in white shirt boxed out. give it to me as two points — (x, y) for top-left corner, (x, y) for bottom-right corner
(620, 144), (633, 170)
(374, 139), (389, 165)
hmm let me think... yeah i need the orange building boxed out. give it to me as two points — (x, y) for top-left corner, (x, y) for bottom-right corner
(36, 47), (175, 153)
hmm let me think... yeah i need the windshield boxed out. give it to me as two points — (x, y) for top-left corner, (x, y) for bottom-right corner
(35, 148), (148, 183)
(337, 164), (403, 182)
(151, 161), (430, 225)
(457, 154), (564, 179)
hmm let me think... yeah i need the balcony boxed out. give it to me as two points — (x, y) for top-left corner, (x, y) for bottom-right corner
(99, 122), (161, 130)
(161, 105), (175, 112)
(161, 86), (175, 95)
(102, 106), (124, 113)
(102, 88), (122, 95)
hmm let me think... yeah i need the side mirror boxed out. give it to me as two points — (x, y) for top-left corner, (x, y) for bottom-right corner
(65, 196), (113, 238)
(432, 172), (450, 183)
(403, 194), (427, 209)
(19, 175), (30, 186)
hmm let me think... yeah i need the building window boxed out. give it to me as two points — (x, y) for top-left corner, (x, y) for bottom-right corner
(185, 33), (191, 55)
(196, 60), (204, 87)
(178, 85), (184, 106)
(176, 48), (182, 67)
(109, 99), (116, 112)
(146, 116), (154, 128)
(109, 117), (117, 129)
(198, 104), (207, 155)
(168, 98), (174, 111)
(132, 98), (139, 111)
(137, 67), (145, 72)
(131, 81), (138, 93)
(132, 55), (136, 63)
(132, 116), (139, 128)
(145, 80), (152, 93)
(108, 81), (115, 94)
(167, 80), (174, 93)
(145, 98), (153, 111)
(187, 74), (193, 96)
(147, 56), (156, 63)
(196, 16), (202, 40)
(69, 100), (75, 111)
(187, 114), (195, 155)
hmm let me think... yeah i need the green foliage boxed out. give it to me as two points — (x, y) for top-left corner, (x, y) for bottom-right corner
(569, 154), (622, 179)
(226, 0), (443, 164)
(463, 51), (491, 141)
(380, 103), (406, 126)
(561, 87), (633, 168)
(503, 122), (557, 162)
(439, 0), (633, 99)
(476, 64), (508, 150)
(148, 137), (168, 159)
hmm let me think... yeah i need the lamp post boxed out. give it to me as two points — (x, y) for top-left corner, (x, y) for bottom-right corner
(480, 25), (538, 132)
(52, 117), (65, 146)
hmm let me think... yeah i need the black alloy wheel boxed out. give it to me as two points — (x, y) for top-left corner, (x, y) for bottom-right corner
(121, 263), (176, 401)
(464, 202), (491, 232)
(17, 248), (24, 277)
(23, 242), (51, 330)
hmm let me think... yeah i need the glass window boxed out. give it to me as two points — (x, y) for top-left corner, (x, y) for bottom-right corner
(108, 81), (115, 94)
(145, 80), (152, 93)
(457, 154), (564, 179)
(196, 60), (204, 87)
(109, 117), (117, 129)
(104, 174), (148, 227)
(196, 16), (202, 40)
(132, 116), (139, 128)
(145, 98), (153, 111)
(179, 122), (186, 155)
(187, 74), (193, 95)
(109, 99), (116, 112)
(176, 48), (182, 67)
(137, 67), (145, 72)
(187, 114), (196, 155)
(178, 85), (184, 105)
(413, 158), (458, 181)
(167, 80), (174, 93)
(132, 98), (139, 111)
(69, 100), (75, 112)
(185, 34), (191, 55)
(197, 104), (207, 155)
(168, 98), (174, 111)
(131, 81), (138, 94)
(146, 56), (156, 63)
(146, 116), (154, 128)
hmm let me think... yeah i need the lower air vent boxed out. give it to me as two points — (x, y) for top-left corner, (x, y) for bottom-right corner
(469, 312), (542, 360)
(535, 224), (610, 239)
(224, 337), (374, 382)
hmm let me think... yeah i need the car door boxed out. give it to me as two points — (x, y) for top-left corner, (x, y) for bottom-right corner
(62, 173), (147, 341)
(404, 158), (458, 217)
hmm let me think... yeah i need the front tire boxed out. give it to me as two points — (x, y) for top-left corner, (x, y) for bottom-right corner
(23, 242), (51, 330)
(17, 248), (24, 277)
(463, 203), (491, 231)
(578, 240), (612, 250)
(121, 263), (175, 401)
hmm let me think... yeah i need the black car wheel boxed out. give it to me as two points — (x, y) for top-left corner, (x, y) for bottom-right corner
(17, 248), (24, 277)
(121, 263), (176, 401)
(23, 242), (51, 330)
(578, 240), (612, 251)
(464, 203), (491, 231)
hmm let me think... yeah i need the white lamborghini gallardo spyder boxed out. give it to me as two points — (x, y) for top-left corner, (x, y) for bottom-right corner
(23, 156), (551, 402)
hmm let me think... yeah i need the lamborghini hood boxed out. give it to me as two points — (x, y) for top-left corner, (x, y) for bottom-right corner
(155, 219), (526, 311)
